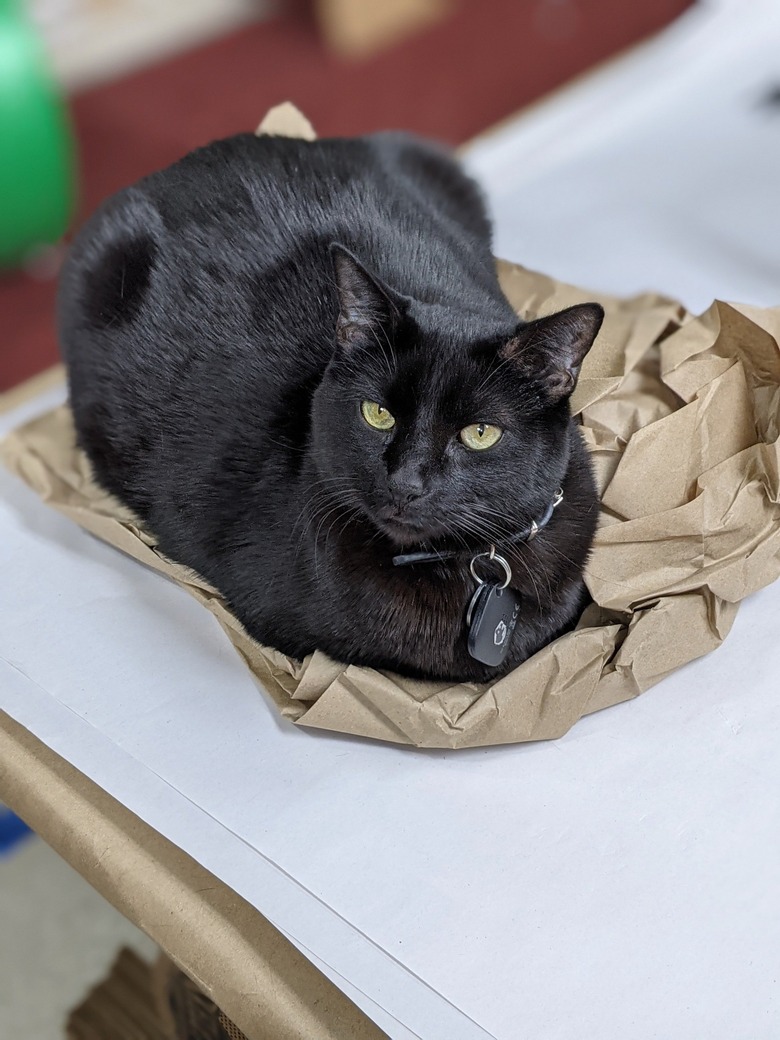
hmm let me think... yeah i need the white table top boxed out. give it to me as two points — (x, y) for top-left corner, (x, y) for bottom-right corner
(3, 3), (779, 1037)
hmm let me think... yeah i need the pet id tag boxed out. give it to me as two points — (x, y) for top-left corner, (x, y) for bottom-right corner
(466, 549), (521, 667)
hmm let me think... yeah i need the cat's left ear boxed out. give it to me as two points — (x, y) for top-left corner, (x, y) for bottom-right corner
(501, 303), (604, 401)
(330, 243), (405, 350)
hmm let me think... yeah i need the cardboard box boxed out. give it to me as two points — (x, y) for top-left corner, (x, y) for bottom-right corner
(67, 947), (250, 1040)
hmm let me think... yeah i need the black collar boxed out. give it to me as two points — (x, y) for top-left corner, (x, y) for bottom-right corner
(392, 488), (563, 568)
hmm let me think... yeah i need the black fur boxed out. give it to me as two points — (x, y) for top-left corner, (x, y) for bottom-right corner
(59, 131), (603, 683)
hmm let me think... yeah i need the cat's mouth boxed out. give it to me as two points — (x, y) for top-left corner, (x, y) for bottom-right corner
(374, 505), (447, 547)
(378, 517), (429, 546)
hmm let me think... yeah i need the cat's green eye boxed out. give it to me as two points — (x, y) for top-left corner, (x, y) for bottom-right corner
(361, 401), (396, 431)
(459, 422), (503, 451)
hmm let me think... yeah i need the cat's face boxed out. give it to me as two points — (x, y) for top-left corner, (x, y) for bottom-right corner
(311, 246), (603, 550)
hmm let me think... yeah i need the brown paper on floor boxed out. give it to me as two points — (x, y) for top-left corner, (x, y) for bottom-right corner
(3, 106), (780, 749)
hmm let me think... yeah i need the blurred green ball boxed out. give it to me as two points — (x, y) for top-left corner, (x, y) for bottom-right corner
(0, 0), (75, 269)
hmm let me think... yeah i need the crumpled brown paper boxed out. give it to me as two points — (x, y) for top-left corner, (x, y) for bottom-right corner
(3, 105), (779, 748)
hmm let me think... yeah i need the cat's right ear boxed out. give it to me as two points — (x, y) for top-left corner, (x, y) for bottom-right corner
(330, 243), (403, 350)
(501, 303), (604, 401)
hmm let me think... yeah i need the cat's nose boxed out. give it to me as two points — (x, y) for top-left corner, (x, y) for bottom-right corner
(388, 469), (425, 506)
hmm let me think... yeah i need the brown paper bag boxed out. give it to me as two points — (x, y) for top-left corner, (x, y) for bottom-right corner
(3, 106), (779, 749)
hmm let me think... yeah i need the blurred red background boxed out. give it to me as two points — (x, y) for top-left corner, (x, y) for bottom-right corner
(1, 0), (692, 392)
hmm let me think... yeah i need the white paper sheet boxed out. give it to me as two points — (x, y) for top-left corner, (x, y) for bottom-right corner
(3, 4), (780, 1037)
(464, 0), (780, 314)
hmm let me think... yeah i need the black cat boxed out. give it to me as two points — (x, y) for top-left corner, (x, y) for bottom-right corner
(59, 130), (603, 683)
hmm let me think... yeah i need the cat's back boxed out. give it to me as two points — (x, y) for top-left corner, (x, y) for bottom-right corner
(140, 129), (491, 247)
(59, 131), (493, 357)
(60, 130), (496, 426)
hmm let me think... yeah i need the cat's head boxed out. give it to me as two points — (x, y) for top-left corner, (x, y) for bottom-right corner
(310, 245), (603, 550)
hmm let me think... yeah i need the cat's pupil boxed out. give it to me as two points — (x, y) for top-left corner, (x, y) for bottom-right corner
(477, 423), (486, 437)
